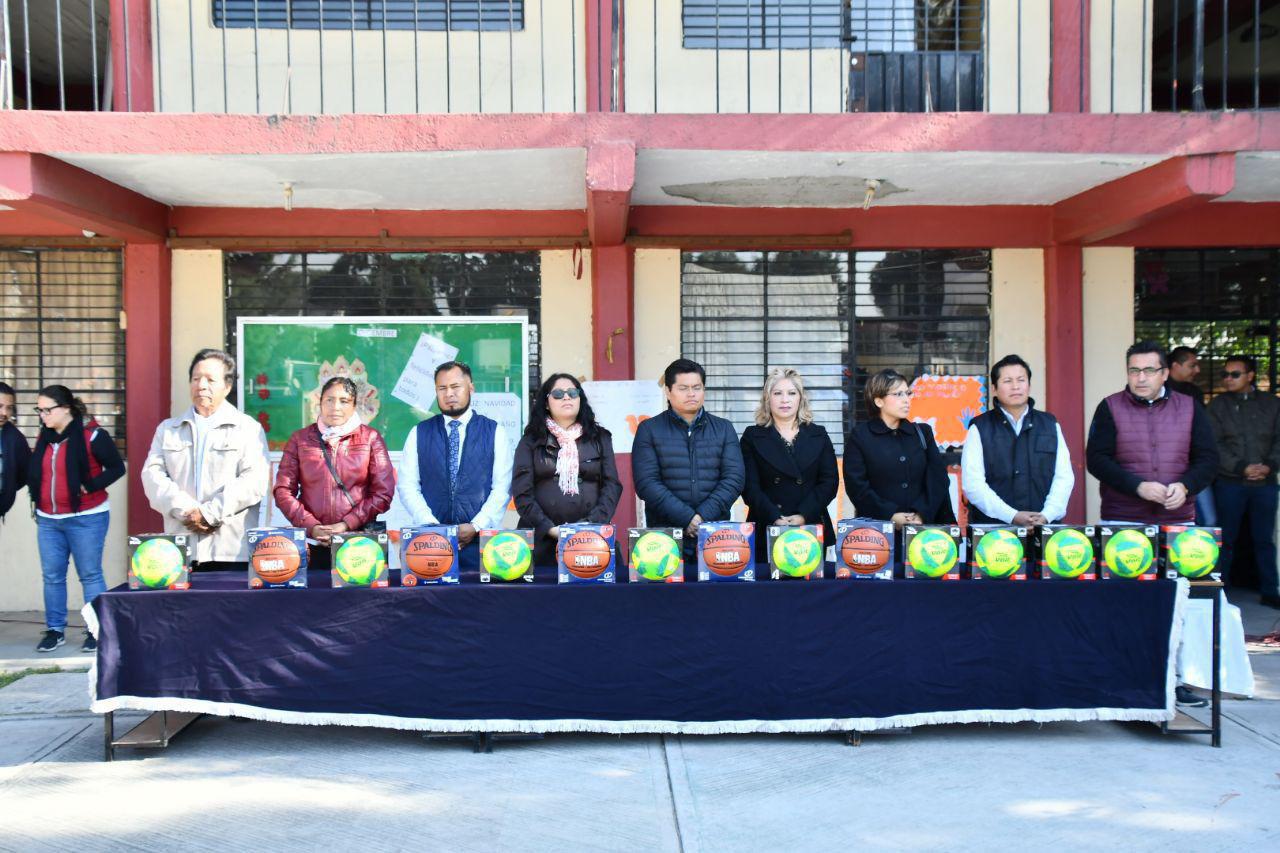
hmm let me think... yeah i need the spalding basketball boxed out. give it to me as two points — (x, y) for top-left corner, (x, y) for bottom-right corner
(841, 527), (891, 574)
(251, 534), (302, 584)
(404, 532), (454, 579)
(561, 530), (612, 579)
(702, 528), (752, 576)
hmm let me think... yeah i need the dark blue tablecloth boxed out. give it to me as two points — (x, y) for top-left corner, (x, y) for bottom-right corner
(90, 571), (1181, 733)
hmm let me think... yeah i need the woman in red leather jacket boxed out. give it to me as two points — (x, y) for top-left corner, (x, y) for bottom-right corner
(273, 377), (396, 569)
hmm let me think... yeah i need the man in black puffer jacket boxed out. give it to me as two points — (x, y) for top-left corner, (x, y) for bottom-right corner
(633, 359), (745, 574)
(0, 381), (31, 521)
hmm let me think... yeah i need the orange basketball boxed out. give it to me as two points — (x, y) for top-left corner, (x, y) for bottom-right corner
(562, 530), (613, 579)
(702, 528), (752, 576)
(404, 532), (454, 579)
(841, 527), (891, 574)
(252, 534), (301, 584)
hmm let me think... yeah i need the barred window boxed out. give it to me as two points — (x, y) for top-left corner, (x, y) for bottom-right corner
(682, 1), (846, 49)
(224, 251), (541, 403)
(213, 1), (525, 31)
(0, 249), (126, 452)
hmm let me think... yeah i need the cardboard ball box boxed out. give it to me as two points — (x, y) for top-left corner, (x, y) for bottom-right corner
(834, 518), (895, 581)
(247, 527), (308, 589)
(697, 521), (756, 582)
(1160, 525), (1223, 580)
(967, 524), (1029, 581)
(127, 533), (192, 590)
(557, 523), (617, 584)
(400, 525), (460, 586)
(767, 524), (825, 581)
(1098, 523), (1160, 581)
(1034, 524), (1098, 581)
(330, 530), (390, 588)
(902, 524), (963, 580)
(479, 529), (536, 583)
(627, 528), (685, 584)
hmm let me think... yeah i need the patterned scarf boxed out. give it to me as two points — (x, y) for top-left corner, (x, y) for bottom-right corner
(317, 411), (362, 450)
(545, 418), (583, 496)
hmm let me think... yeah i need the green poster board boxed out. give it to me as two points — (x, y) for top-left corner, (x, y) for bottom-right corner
(237, 317), (529, 452)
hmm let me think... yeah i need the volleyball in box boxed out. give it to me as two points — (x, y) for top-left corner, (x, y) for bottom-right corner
(834, 518), (895, 580)
(627, 528), (685, 584)
(247, 527), (308, 589)
(127, 533), (191, 590)
(1099, 524), (1159, 581)
(330, 530), (390, 588)
(479, 529), (535, 583)
(400, 525), (459, 586)
(1161, 525), (1222, 580)
(1035, 525), (1097, 580)
(768, 525), (825, 580)
(697, 521), (756, 582)
(557, 524), (617, 584)
(903, 524), (962, 580)
(968, 525), (1028, 581)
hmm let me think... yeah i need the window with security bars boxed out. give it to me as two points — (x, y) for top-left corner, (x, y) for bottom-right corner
(0, 249), (126, 452)
(213, 1), (525, 31)
(224, 252), (541, 404)
(1135, 249), (1280, 398)
(680, 249), (990, 454)
(682, 1), (846, 49)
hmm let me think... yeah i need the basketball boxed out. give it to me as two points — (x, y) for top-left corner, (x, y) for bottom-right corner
(840, 527), (891, 573)
(1043, 528), (1094, 578)
(131, 538), (185, 589)
(561, 530), (613, 579)
(251, 534), (302, 584)
(1168, 528), (1220, 578)
(483, 532), (532, 581)
(334, 536), (385, 586)
(404, 532), (454, 579)
(1104, 529), (1155, 578)
(701, 528), (752, 576)
(906, 528), (958, 578)
(974, 529), (1024, 578)
(771, 528), (823, 578)
(631, 531), (681, 581)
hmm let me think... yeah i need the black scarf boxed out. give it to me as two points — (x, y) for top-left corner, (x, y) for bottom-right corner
(28, 416), (90, 513)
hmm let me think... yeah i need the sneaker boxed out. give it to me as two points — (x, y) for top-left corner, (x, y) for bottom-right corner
(36, 630), (65, 653)
(1176, 685), (1208, 707)
(80, 633), (97, 653)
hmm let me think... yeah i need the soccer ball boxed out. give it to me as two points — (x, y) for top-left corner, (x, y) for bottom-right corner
(483, 532), (532, 581)
(334, 536), (386, 586)
(771, 528), (823, 578)
(1104, 529), (1155, 578)
(631, 532), (681, 581)
(1043, 529), (1095, 578)
(1168, 528), (1220, 578)
(974, 529), (1024, 578)
(906, 528), (958, 578)
(131, 539), (184, 589)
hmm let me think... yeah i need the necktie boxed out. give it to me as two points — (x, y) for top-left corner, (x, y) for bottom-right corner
(448, 419), (461, 492)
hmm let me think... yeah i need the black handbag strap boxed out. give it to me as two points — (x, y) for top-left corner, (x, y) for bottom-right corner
(319, 439), (358, 511)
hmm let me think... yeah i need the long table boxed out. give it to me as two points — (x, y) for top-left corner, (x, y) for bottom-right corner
(89, 571), (1185, 736)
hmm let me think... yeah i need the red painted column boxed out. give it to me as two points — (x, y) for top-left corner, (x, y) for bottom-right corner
(584, 0), (618, 112)
(1051, 1), (1090, 112)
(109, 0), (156, 112)
(1044, 244), (1086, 523)
(592, 245), (637, 529)
(123, 243), (170, 534)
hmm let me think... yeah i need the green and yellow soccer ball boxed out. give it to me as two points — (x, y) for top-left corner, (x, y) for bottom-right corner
(630, 531), (682, 581)
(334, 536), (386, 586)
(1104, 528), (1155, 578)
(1168, 528), (1220, 578)
(771, 528), (823, 578)
(906, 528), (958, 578)
(483, 532), (532, 581)
(131, 538), (185, 589)
(974, 529), (1025, 578)
(1043, 528), (1095, 578)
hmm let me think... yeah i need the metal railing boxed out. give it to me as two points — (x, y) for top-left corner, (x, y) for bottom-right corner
(1, 0), (111, 110)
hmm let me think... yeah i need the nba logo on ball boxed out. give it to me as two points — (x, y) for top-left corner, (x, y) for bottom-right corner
(835, 518), (895, 580)
(1100, 525), (1159, 580)
(557, 524), (617, 584)
(247, 527), (308, 589)
(479, 529), (536, 583)
(330, 531), (390, 588)
(127, 534), (192, 590)
(903, 525), (962, 580)
(399, 525), (459, 586)
(968, 525), (1028, 581)
(627, 528), (685, 583)
(1035, 525), (1097, 580)
(768, 525), (824, 580)
(697, 522), (756, 582)
(1160, 525), (1222, 579)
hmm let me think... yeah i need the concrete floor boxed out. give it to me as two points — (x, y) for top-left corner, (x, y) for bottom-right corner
(1, 595), (1278, 852)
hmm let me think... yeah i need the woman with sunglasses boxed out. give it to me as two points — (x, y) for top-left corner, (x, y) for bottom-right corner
(26, 385), (125, 653)
(512, 373), (622, 567)
(843, 368), (954, 527)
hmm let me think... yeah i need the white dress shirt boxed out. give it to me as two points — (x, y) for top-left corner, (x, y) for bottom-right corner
(396, 407), (512, 530)
(961, 405), (1075, 524)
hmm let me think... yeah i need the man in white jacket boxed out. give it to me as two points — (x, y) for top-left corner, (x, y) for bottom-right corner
(141, 348), (271, 569)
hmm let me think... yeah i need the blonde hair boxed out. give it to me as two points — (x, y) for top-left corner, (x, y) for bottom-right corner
(754, 367), (814, 427)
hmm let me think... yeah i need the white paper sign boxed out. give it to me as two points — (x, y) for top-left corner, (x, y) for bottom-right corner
(391, 333), (459, 413)
(471, 392), (524, 447)
(581, 380), (665, 454)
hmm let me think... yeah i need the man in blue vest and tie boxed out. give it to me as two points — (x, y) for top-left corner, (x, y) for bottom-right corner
(397, 360), (512, 572)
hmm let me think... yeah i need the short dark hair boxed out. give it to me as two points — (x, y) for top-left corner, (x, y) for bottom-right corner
(434, 360), (473, 381)
(0, 381), (14, 398)
(320, 376), (358, 400)
(1169, 346), (1198, 366)
(1125, 340), (1168, 369)
(37, 384), (88, 420)
(864, 368), (908, 419)
(663, 358), (705, 388)
(990, 354), (1032, 385)
(189, 348), (238, 385)
(1224, 354), (1257, 374)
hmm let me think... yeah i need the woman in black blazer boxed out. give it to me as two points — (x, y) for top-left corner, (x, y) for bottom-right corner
(740, 368), (839, 548)
(843, 368), (954, 526)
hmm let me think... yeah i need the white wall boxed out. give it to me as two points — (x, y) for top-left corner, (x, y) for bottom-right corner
(990, 248), (1046, 377)
(633, 249), (682, 385)
(1082, 247), (1136, 520)
(171, 250), (226, 410)
(986, 0), (1050, 113)
(1090, 0), (1153, 113)
(539, 249), (594, 381)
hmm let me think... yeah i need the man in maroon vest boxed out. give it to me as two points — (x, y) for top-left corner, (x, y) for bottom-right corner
(1086, 341), (1218, 526)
